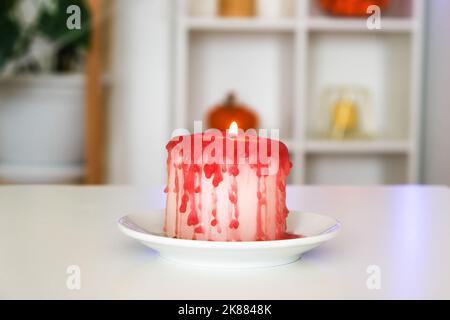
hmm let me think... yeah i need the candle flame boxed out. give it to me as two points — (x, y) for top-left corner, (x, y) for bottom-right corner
(229, 121), (238, 136)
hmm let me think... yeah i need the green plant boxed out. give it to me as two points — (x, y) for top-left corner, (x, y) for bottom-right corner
(0, 0), (92, 74)
(36, 0), (91, 71)
(0, 1), (22, 70)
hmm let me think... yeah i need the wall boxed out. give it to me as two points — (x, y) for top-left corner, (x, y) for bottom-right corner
(422, 0), (450, 185)
(108, 0), (172, 185)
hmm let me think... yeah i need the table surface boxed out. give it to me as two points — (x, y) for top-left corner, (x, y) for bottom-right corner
(1, 185), (449, 299)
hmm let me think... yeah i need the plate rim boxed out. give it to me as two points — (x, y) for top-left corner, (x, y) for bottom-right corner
(118, 211), (341, 250)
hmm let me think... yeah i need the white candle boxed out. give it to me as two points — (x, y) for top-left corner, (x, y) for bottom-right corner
(164, 123), (293, 241)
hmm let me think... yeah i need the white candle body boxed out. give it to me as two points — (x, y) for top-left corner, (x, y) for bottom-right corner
(165, 163), (285, 241)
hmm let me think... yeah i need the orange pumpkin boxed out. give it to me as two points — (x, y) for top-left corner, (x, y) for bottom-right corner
(206, 92), (258, 131)
(319, 0), (390, 16)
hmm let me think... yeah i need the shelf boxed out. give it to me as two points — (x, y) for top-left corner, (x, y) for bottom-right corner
(305, 140), (411, 154)
(177, 0), (424, 185)
(185, 18), (297, 32)
(185, 17), (417, 33)
(307, 18), (416, 32)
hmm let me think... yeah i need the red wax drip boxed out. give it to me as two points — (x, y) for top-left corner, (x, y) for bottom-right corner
(194, 225), (204, 234)
(229, 219), (239, 229)
(282, 233), (305, 240)
(228, 170), (239, 232)
(211, 187), (220, 233)
(175, 165), (180, 236)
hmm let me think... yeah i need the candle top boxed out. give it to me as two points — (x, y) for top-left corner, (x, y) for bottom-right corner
(166, 131), (292, 177)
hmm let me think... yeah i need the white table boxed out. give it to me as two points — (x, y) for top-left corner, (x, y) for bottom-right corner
(1, 185), (449, 299)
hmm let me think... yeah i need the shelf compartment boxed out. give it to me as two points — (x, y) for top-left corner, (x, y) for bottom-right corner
(187, 31), (295, 140)
(305, 154), (408, 185)
(306, 31), (412, 140)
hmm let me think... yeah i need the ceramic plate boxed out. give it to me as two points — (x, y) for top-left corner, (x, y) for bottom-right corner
(118, 210), (340, 268)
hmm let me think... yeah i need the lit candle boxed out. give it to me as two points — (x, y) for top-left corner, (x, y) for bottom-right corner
(164, 123), (292, 241)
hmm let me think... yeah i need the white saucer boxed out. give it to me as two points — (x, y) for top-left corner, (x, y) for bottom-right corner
(118, 210), (340, 268)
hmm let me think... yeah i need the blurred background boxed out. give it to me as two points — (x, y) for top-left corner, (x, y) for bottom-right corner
(0, 0), (448, 187)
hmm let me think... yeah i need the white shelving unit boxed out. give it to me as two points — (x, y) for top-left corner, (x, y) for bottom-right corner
(173, 0), (425, 185)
